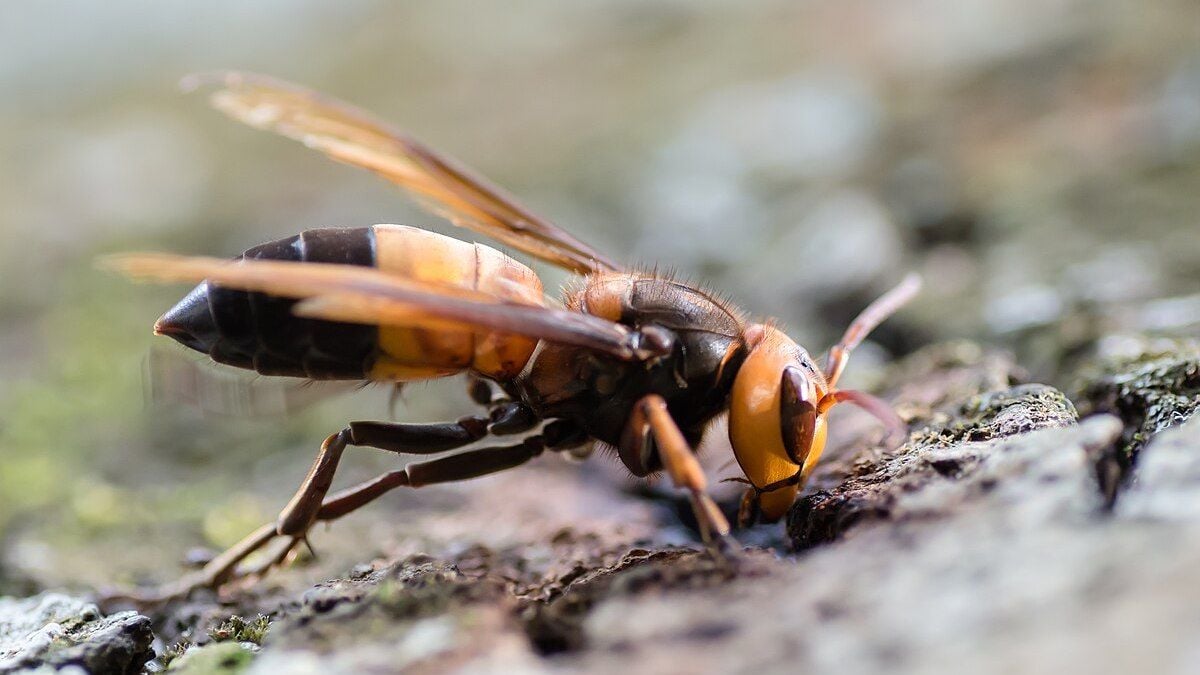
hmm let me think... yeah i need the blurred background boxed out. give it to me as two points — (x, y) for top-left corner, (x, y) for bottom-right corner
(1, 0), (1198, 592)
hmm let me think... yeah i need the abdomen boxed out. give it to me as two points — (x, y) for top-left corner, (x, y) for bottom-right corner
(155, 225), (544, 381)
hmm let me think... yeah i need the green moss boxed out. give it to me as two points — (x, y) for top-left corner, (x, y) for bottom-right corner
(1077, 340), (1200, 464)
(208, 614), (272, 645)
(159, 616), (271, 675)
(369, 565), (497, 621)
(166, 642), (254, 674)
(159, 639), (193, 669)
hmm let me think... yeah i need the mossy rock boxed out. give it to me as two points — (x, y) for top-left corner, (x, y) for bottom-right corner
(1077, 338), (1200, 466)
(790, 383), (1078, 548)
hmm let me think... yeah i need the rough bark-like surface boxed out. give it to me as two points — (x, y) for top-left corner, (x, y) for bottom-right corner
(9, 339), (1200, 674)
(1076, 337), (1200, 464)
(788, 382), (1081, 549)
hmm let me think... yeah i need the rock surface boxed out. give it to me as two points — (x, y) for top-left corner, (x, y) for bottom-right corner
(1077, 337), (1200, 463)
(0, 594), (152, 674)
(8, 339), (1200, 674)
(789, 381), (1083, 549)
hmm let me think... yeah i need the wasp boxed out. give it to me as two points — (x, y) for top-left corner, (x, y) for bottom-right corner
(107, 72), (920, 599)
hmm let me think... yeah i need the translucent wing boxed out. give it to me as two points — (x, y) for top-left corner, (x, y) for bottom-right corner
(182, 71), (622, 275)
(146, 345), (363, 417)
(104, 253), (646, 361)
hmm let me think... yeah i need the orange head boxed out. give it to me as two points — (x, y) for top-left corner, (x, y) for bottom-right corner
(727, 325), (829, 524)
(725, 273), (920, 525)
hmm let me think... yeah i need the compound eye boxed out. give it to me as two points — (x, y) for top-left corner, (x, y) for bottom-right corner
(780, 365), (818, 465)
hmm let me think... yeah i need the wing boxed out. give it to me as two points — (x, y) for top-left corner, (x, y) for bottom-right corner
(147, 345), (363, 417)
(104, 253), (646, 361)
(180, 71), (622, 276)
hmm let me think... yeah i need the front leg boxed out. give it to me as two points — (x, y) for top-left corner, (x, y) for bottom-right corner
(621, 394), (738, 559)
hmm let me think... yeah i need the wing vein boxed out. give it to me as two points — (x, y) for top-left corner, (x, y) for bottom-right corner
(187, 71), (622, 275)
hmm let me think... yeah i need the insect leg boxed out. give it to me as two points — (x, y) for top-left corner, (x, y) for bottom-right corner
(276, 416), (492, 537)
(467, 375), (540, 435)
(312, 419), (582, 527)
(123, 434), (552, 604)
(242, 432), (552, 580)
(315, 435), (546, 519)
(627, 394), (738, 557)
(824, 273), (922, 387)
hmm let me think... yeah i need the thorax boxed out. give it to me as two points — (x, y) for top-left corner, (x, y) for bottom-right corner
(515, 273), (748, 446)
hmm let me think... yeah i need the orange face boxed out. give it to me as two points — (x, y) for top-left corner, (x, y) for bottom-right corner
(727, 324), (829, 522)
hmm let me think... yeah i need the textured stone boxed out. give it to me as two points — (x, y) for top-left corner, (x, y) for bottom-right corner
(790, 343), (1080, 549)
(562, 414), (1200, 675)
(15, 339), (1200, 674)
(0, 593), (153, 674)
(1077, 337), (1200, 462)
(1119, 417), (1200, 521)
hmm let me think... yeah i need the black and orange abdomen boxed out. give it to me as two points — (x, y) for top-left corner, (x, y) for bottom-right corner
(368, 225), (544, 381)
(155, 225), (544, 381)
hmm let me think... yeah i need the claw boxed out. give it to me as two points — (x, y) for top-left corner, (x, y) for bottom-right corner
(301, 536), (319, 560)
(706, 533), (745, 576)
(98, 531), (314, 610)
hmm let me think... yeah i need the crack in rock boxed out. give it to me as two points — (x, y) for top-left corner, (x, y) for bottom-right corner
(1077, 338), (1200, 466)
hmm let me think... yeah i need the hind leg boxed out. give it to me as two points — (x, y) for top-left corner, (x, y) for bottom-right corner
(276, 377), (534, 536)
(275, 416), (492, 537)
(123, 434), (549, 603)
